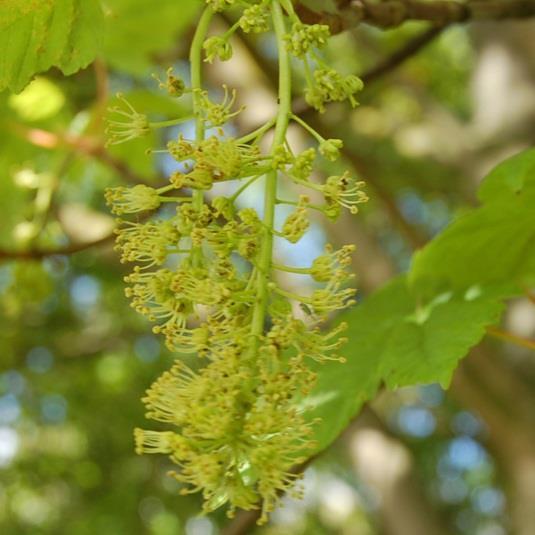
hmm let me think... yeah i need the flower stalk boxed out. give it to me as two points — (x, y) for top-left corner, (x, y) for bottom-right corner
(248, 0), (291, 362)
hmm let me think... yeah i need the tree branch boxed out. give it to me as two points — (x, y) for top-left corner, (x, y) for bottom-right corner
(487, 326), (535, 351)
(296, 0), (535, 32)
(360, 26), (446, 85)
(0, 233), (115, 262)
(222, 510), (260, 535)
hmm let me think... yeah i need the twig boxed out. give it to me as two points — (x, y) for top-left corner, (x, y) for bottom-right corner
(222, 510), (260, 535)
(0, 200), (165, 261)
(487, 326), (535, 351)
(0, 233), (115, 262)
(361, 26), (446, 85)
(296, 0), (535, 32)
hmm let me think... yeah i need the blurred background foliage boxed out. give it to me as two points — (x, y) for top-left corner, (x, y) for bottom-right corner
(1, 1), (535, 534)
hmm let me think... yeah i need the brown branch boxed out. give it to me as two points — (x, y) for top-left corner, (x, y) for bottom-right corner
(0, 201), (167, 261)
(222, 510), (260, 535)
(296, 0), (535, 32)
(360, 26), (446, 85)
(0, 233), (115, 262)
(487, 326), (535, 351)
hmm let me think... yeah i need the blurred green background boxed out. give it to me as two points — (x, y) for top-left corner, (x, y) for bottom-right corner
(1, 2), (535, 534)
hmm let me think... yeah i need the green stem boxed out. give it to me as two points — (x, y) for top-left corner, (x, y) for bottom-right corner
(248, 0), (291, 358)
(279, 0), (298, 20)
(159, 196), (191, 202)
(223, 20), (241, 39)
(302, 55), (315, 92)
(272, 263), (311, 274)
(290, 113), (324, 143)
(229, 174), (262, 202)
(236, 117), (277, 144)
(148, 116), (194, 129)
(189, 7), (214, 266)
(156, 184), (177, 194)
(276, 198), (325, 212)
(273, 286), (309, 304)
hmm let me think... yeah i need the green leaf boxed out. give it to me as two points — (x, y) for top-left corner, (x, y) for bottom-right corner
(0, 0), (104, 93)
(478, 148), (535, 204)
(102, 0), (201, 75)
(410, 148), (535, 298)
(304, 276), (504, 453)
(303, 148), (534, 455)
(410, 202), (535, 298)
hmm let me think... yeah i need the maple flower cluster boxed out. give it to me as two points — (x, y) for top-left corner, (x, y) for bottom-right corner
(105, 0), (366, 524)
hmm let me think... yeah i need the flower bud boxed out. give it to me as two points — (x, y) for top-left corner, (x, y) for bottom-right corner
(203, 36), (233, 63)
(319, 138), (343, 161)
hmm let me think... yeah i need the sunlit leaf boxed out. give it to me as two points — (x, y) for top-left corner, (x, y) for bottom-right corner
(305, 276), (504, 453)
(478, 148), (535, 204)
(410, 148), (535, 298)
(0, 0), (104, 93)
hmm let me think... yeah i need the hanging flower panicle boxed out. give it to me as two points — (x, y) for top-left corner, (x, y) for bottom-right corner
(105, 0), (367, 524)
